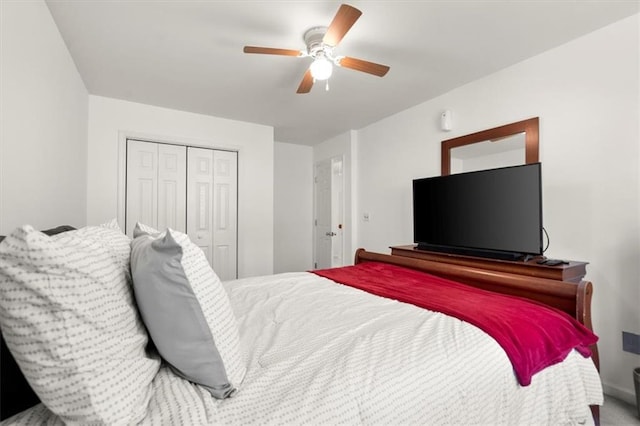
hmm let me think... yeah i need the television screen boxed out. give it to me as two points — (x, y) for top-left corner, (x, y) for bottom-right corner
(412, 163), (542, 260)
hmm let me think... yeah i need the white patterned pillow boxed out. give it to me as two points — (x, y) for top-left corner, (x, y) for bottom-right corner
(131, 223), (246, 396)
(0, 221), (160, 424)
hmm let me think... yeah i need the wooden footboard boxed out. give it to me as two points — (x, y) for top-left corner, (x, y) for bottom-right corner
(354, 248), (600, 423)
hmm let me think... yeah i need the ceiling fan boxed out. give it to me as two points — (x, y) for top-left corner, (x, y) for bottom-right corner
(243, 4), (390, 94)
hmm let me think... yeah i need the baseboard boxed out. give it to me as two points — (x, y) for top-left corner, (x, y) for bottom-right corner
(603, 382), (637, 406)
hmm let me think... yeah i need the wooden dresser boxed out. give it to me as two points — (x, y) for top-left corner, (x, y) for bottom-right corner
(390, 245), (588, 283)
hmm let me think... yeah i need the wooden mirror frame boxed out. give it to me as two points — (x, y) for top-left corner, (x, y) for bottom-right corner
(441, 117), (539, 175)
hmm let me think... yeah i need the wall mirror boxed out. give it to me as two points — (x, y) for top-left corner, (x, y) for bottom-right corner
(441, 117), (539, 175)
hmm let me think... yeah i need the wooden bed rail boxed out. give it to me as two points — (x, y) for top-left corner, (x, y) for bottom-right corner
(354, 248), (599, 372)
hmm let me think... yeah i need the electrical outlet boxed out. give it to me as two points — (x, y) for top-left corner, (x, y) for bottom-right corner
(622, 331), (640, 355)
(363, 212), (370, 222)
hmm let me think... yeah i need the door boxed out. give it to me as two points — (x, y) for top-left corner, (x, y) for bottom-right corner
(314, 157), (344, 269)
(125, 140), (238, 280)
(157, 144), (187, 232)
(187, 148), (238, 280)
(126, 140), (186, 236)
(330, 158), (344, 267)
(314, 160), (332, 269)
(211, 150), (238, 280)
(187, 147), (214, 265)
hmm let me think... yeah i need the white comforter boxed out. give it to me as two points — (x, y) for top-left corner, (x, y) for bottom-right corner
(6, 272), (603, 425)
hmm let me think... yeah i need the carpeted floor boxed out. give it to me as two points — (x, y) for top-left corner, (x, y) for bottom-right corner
(601, 394), (639, 425)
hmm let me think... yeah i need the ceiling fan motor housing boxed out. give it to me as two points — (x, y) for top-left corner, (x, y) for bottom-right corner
(303, 26), (332, 58)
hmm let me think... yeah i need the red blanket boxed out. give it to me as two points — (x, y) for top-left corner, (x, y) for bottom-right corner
(312, 262), (597, 386)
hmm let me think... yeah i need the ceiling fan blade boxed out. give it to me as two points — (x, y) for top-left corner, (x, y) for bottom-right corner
(338, 56), (390, 77)
(323, 4), (362, 47)
(243, 46), (303, 56)
(296, 69), (314, 94)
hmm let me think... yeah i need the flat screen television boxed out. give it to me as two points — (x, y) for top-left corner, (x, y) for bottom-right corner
(412, 163), (542, 261)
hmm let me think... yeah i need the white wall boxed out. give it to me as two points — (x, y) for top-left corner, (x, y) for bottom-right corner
(0, 0), (88, 235)
(355, 14), (640, 402)
(314, 130), (358, 265)
(274, 142), (313, 272)
(87, 96), (274, 278)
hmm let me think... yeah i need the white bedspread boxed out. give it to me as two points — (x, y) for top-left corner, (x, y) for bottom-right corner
(5, 272), (603, 425)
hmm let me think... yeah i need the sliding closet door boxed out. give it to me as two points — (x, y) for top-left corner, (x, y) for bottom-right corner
(126, 140), (158, 236)
(126, 140), (237, 279)
(125, 140), (186, 236)
(187, 148), (215, 264)
(187, 148), (237, 280)
(157, 144), (187, 232)
(212, 150), (238, 280)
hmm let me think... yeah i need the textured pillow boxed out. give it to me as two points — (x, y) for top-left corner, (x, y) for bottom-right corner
(130, 223), (245, 399)
(0, 220), (160, 424)
(1, 225), (75, 421)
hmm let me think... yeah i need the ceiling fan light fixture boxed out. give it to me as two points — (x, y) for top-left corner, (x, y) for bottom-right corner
(243, 5), (390, 94)
(310, 56), (333, 81)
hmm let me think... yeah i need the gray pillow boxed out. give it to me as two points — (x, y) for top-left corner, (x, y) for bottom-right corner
(130, 224), (245, 399)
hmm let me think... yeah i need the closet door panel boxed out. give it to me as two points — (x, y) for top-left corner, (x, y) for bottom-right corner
(187, 147), (215, 266)
(157, 144), (187, 232)
(126, 140), (158, 236)
(212, 150), (238, 280)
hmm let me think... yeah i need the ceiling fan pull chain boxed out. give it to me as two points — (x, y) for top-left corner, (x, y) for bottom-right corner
(325, 80), (330, 91)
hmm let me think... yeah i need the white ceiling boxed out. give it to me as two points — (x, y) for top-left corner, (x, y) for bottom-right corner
(45, 0), (639, 146)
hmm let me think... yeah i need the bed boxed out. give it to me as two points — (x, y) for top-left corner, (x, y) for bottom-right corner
(0, 222), (602, 425)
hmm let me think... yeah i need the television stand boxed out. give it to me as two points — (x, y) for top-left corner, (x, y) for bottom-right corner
(390, 245), (588, 283)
